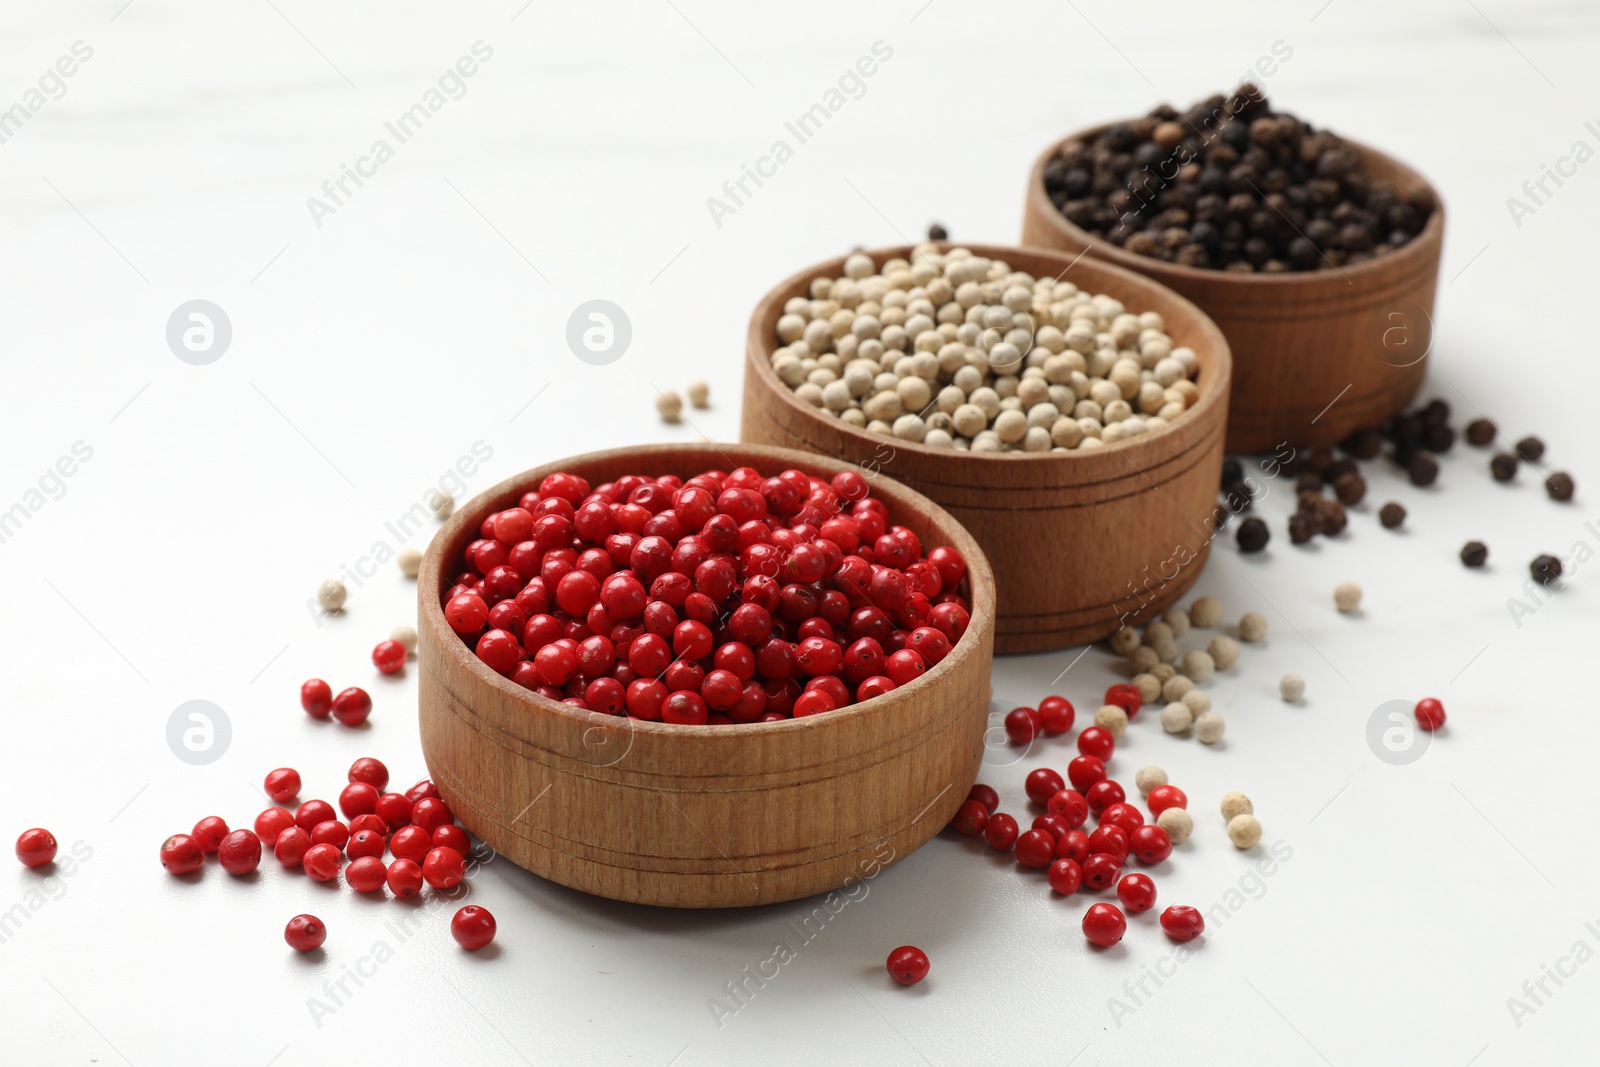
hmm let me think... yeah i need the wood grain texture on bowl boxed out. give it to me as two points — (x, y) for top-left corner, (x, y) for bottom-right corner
(418, 443), (995, 908)
(742, 243), (1231, 654)
(1022, 127), (1444, 453)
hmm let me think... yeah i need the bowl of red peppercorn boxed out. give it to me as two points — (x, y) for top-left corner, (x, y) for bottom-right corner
(1022, 86), (1444, 453)
(742, 242), (1231, 654)
(417, 443), (995, 908)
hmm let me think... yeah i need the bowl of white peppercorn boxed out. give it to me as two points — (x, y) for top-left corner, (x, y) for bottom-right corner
(741, 242), (1231, 654)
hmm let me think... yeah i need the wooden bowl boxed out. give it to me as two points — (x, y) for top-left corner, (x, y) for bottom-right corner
(741, 243), (1231, 654)
(417, 443), (995, 908)
(1022, 127), (1445, 453)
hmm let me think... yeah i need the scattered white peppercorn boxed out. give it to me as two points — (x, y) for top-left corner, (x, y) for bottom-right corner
(1160, 702), (1193, 734)
(1095, 704), (1129, 738)
(428, 492), (455, 520)
(1128, 646), (1161, 673)
(1151, 663), (1177, 682)
(1156, 807), (1194, 844)
(317, 579), (347, 612)
(1227, 813), (1263, 849)
(1195, 711), (1226, 744)
(1219, 792), (1253, 820)
(1279, 674), (1305, 702)
(686, 380), (711, 408)
(391, 625), (418, 655)
(1161, 674), (1195, 703)
(1181, 649), (1215, 682)
(397, 548), (423, 578)
(1189, 596), (1222, 628)
(1132, 672), (1162, 704)
(656, 390), (685, 424)
(1334, 581), (1363, 613)
(1151, 637), (1180, 665)
(1238, 612), (1267, 642)
(1163, 608), (1191, 637)
(1180, 688), (1211, 715)
(1135, 765), (1168, 795)
(1207, 635), (1239, 670)
(1144, 620), (1174, 646)
(1110, 627), (1141, 656)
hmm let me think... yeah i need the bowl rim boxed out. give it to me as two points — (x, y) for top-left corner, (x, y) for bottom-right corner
(1024, 122), (1447, 289)
(417, 441), (997, 741)
(744, 240), (1232, 468)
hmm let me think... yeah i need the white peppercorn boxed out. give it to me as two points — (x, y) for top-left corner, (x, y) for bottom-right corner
(1132, 672), (1162, 704)
(1152, 638), (1180, 664)
(1189, 596), (1222, 627)
(1135, 765), (1168, 795)
(1227, 814), (1263, 849)
(1128, 646), (1161, 673)
(1161, 674), (1194, 703)
(1156, 807), (1194, 844)
(686, 380), (710, 408)
(1160, 702), (1193, 734)
(1334, 581), (1363, 613)
(1163, 608), (1190, 637)
(1239, 612), (1268, 642)
(1181, 649), (1215, 681)
(1143, 620), (1174, 646)
(1151, 663), (1177, 682)
(1207, 635), (1239, 670)
(1195, 711), (1225, 744)
(1180, 688), (1211, 715)
(397, 548), (422, 578)
(317, 579), (347, 612)
(1220, 792), (1253, 820)
(656, 390), (684, 423)
(1110, 627), (1141, 656)
(1279, 674), (1305, 702)
(391, 625), (418, 655)
(1095, 704), (1129, 738)
(427, 491), (454, 520)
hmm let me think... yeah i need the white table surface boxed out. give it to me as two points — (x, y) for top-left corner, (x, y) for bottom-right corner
(4, 1), (1599, 1063)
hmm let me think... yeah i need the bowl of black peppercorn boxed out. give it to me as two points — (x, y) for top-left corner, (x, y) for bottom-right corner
(1023, 84), (1445, 454)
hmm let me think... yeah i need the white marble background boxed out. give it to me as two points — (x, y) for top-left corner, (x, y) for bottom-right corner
(3, 0), (1599, 1064)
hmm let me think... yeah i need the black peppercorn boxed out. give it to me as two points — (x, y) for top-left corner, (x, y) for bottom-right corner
(1420, 398), (1451, 428)
(1515, 436), (1546, 463)
(927, 222), (948, 241)
(1295, 471), (1323, 495)
(1222, 482), (1255, 513)
(1315, 499), (1348, 535)
(1288, 512), (1317, 544)
(1422, 424), (1456, 453)
(1546, 472), (1575, 502)
(1334, 471), (1367, 506)
(1530, 554), (1563, 585)
(1341, 427), (1384, 460)
(1236, 517), (1271, 553)
(1221, 458), (1243, 488)
(1465, 418), (1496, 447)
(1490, 453), (1519, 482)
(1460, 541), (1488, 568)
(1407, 453), (1440, 487)
(1378, 502), (1406, 529)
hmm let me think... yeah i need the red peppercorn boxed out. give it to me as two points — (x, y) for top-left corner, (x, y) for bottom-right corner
(1129, 824), (1174, 865)
(1117, 872), (1157, 913)
(300, 678), (333, 719)
(950, 800), (989, 837)
(160, 833), (204, 875)
(348, 814), (388, 838)
(390, 825), (431, 863)
(1085, 779), (1126, 814)
(374, 793), (412, 828)
(791, 688), (836, 718)
(968, 784), (1000, 813)
(1076, 726), (1115, 761)
(16, 828), (58, 868)
(422, 846), (466, 889)
(886, 945), (930, 986)
(310, 820), (349, 851)
(1160, 905), (1205, 942)
(1415, 697), (1446, 731)
(1032, 813), (1070, 839)
(984, 812), (1020, 851)
(330, 772), (376, 815)
(274, 827), (311, 867)
(1015, 828), (1056, 869)
(346, 855), (387, 893)
(1024, 767), (1066, 806)
(1083, 902), (1127, 947)
(1004, 707), (1040, 745)
(884, 648), (927, 686)
(432, 824), (470, 856)
(191, 816), (229, 853)
(331, 687), (373, 726)
(445, 593), (490, 634)
(1047, 857), (1083, 894)
(302, 843), (343, 883)
(346, 829), (384, 860)
(264, 767), (301, 803)
(1047, 788), (1089, 828)
(254, 807), (295, 847)
(1055, 830), (1091, 863)
(664, 690), (711, 724)
(478, 630), (525, 676)
(411, 797), (453, 833)
(386, 858), (424, 898)
(1038, 695), (1075, 735)
(1066, 755), (1106, 793)
(284, 914), (326, 953)
(406, 777), (439, 805)
(346, 757), (390, 791)
(451, 905), (498, 951)
(1104, 683), (1142, 719)
(1099, 802), (1144, 833)
(218, 829), (262, 875)
(1146, 784), (1187, 816)
(294, 799), (336, 832)
(371, 639), (406, 675)
(1082, 856), (1123, 896)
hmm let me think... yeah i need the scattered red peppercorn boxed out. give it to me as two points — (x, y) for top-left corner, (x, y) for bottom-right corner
(254, 807), (295, 848)
(160, 833), (203, 875)
(374, 793), (413, 829)
(310, 821), (349, 852)
(15, 828), (57, 868)
(1032, 813), (1070, 840)
(1076, 726), (1115, 761)
(1003, 707), (1040, 745)
(1014, 828), (1056, 869)
(1160, 905), (1205, 942)
(1099, 802), (1145, 834)
(264, 768), (301, 803)
(300, 678), (333, 719)
(1415, 697), (1446, 731)
(1047, 857), (1083, 895)
(217, 829), (262, 875)
(386, 858), (424, 898)
(390, 825), (431, 863)
(1038, 695), (1075, 735)
(1129, 824), (1174, 864)
(1117, 872), (1157, 913)
(347, 829), (384, 861)
(331, 687), (373, 726)
(302, 843), (343, 883)
(348, 757), (390, 791)
(274, 827), (311, 867)
(346, 855), (387, 893)
(885, 945), (930, 986)
(1055, 830), (1091, 863)
(422, 846), (466, 889)
(1146, 785), (1188, 816)
(1104, 683), (1142, 719)
(1087, 825), (1130, 862)
(284, 914), (326, 953)
(967, 784), (999, 814)
(1085, 779), (1126, 815)
(1083, 902), (1127, 947)
(190, 816), (229, 854)
(432, 824), (470, 856)
(984, 813), (1020, 852)
(294, 799), (336, 833)
(372, 639), (407, 675)
(1047, 788), (1089, 828)
(1081, 852), (1122, 891)
(348, 814), (388, 838)
(1024, 767), (1066, 806)
(1066, 755), (1106, 794)
(338, 782), (379, 820)
(451, 905), (498, 951)
(950, 800), (989, 837)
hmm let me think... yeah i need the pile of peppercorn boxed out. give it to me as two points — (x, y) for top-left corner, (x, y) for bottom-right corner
(1042, 85), (1434, 272)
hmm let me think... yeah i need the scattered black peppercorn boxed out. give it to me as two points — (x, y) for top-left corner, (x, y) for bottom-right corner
(1221, 458), (1243, 488)
(1490, 453), (1519, 482)
(1307, 446), (1337, 477)
(1323, 459), (1359, 485)
(1516, 436), (1546, 463)
(1378, 502), (1406, 529)
(1546, 471), (1575, 502)
(1334, 471), (1367, 506)
(1222, 482), (1255, 513)
(1460, 541), (1488, 568)
(1422, 424), (1456, 453)
(1236, 517), (1271, 553)
(1465, 418), (1496, 447)
(1288, 513), (1317, 544)
(1315, 498), (1348, 535)
(927, 222), (948, 241)
(1041, 85), (1433, 273)
(1341, 428), (1384, 460)
(1420, 398), (1451, 428)
(1530, 553), (1563, 585)
(1407, 453), (1440, 487)
(1294, 471), (1323, 495)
